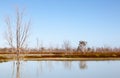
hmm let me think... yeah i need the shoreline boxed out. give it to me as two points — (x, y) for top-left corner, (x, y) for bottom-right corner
(1, 52), (120, 61)
(1, 57), (120, 62)
(23, 57), (120, 61)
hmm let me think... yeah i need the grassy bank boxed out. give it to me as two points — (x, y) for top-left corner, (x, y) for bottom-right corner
(0, 51), (120, 60)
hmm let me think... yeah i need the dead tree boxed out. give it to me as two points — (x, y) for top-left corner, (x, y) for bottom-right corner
(5, 7), (31, 57)
(36, 38), (40, 51)
(62, 40), (71, 52)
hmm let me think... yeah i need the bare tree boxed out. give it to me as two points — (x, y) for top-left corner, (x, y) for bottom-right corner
(5, 7), (31, 57)
(62, 40), (71, 52)
(36, 38), (40, 51)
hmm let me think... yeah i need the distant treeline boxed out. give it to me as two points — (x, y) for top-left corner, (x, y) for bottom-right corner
(0, 47), (120, 53)
(0, 41), (120, 53)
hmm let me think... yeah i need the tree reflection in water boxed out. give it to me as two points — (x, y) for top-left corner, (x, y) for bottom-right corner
(16, 60), (20, 78)
(12, 59), (21, 78)
(12, 61), (15, 78)
(46, 61), (53, 72)
(63, 61), (72, 70)
(79, 61), (87, 69)
(36, 61), (43, 77)
(11, 60), (87, 78)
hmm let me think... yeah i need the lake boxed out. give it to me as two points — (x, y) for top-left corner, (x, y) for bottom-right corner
(0, 60), (120, 78)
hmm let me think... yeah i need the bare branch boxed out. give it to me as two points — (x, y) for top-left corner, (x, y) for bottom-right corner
(5, 16), (14, 48)
(5, 7), (31, 54)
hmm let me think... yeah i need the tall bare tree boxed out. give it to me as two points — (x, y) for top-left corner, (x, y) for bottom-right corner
(5, 7), (31, 57)
(62, 40), (71, 52)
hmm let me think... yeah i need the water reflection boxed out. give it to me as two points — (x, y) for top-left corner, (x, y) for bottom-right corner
(46, 61), (53, 71)
(12, 61), (15, 78)
(13, 61), (87, 78)
(36, 62), (42, 77)
(79, 61), (87, 69)
(11, 60), (21, 78)
(1, 60), (120, 78)
(63, 61), (72, 70)
(16, 61), (20, 78)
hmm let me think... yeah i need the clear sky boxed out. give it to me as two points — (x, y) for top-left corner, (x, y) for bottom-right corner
(0, 0), (120, 48)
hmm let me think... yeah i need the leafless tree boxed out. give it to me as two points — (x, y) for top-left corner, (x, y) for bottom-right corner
(62, 40), (72, 52)
(36, 38), (40, 51)
(5, 7), (31, 57)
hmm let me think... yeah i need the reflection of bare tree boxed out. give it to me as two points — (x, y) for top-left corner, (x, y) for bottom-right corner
(46, 61), (53, 72)
(63, 61), (72, 70)
(11, 60), (20, 78)
(79, 61), (87, 69)
(16, 60), (20, 78)
(12, 61), (15, 78)
(36, 61), (43, 77)
(12, 60), (21, 78)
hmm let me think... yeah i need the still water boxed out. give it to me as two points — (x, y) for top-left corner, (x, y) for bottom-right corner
(0, 60), (120, 78)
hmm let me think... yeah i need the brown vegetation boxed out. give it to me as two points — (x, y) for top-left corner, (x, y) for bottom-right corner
(0, 47), (120, 59)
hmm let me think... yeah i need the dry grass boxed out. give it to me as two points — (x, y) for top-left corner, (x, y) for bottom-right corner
(0, 51), (120, 60)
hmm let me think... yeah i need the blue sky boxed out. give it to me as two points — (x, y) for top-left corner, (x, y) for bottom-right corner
(0, 0), (120, 48)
